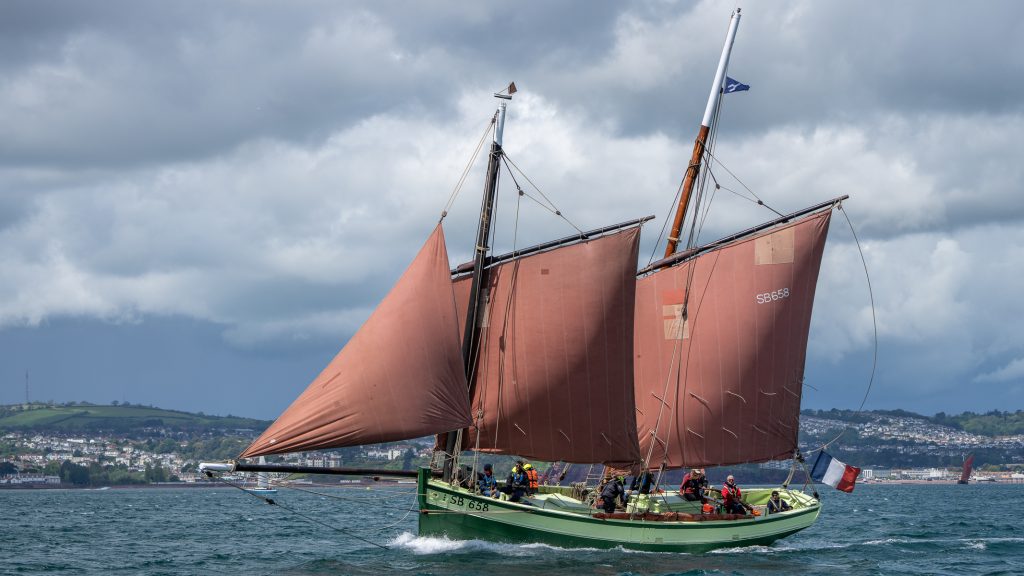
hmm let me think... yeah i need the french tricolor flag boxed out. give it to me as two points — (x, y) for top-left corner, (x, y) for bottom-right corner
(810, 451), (861, 493)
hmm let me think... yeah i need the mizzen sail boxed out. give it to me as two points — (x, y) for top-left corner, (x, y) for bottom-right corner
(458, 227), (643, 465)
(241, 224), (471, 458)
(635, 210), (832, 468)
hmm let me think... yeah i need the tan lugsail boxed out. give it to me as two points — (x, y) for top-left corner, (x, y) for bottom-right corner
(241, 225), (471, 458)
(458, 227), (643, 466)
(635, 211), (831, 468)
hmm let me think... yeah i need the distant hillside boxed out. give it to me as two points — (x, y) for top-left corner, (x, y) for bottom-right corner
(0, 403), (270, 434)
(930, 410), (1024, 437)
(801, 408), (1024, 437)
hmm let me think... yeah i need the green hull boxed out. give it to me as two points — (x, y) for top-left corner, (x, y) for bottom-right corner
(416, 468), (820, 553)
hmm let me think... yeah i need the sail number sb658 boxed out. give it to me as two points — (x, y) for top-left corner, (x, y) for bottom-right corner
(446, 493), (490, 511)
(756, 288), (790, 304)
(430, 489), (490, 512)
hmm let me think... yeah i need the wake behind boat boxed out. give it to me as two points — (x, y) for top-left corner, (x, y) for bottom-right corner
(202, 7), (846, 552)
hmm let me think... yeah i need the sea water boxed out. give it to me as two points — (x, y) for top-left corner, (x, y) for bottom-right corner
(1, 483), (1020, 575)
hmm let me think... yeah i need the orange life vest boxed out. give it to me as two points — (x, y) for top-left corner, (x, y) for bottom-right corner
(525, 467), (539, 492)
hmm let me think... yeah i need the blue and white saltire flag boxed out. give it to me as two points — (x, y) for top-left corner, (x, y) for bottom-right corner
(724, 76), (750, 93)
(810, 451), (861, 493)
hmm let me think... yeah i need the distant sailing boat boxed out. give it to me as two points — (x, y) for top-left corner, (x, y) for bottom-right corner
(245, 456), (277, 496)
(203, 8), (845, 552)
(958, 454), (974, 484)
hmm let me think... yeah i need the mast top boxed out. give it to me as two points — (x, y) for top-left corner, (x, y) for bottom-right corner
(700, 8), (742, 128)
(493, 82), (516, 146)
(494, 81), (517, 100)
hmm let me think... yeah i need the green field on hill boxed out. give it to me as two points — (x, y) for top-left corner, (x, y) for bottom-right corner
(0, 403), (269, 433)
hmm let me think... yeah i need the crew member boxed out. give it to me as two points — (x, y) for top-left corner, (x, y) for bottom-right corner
(478, 463), (498, 497)
(766, 490), (791, 514)
(679, 468), (708, 502)
(523, 461), (539, 495)
(720, 475), (750, 515)
(503, 463), (530, 503)
(631, 471), (654, 495)
(598, 475), (627, 514)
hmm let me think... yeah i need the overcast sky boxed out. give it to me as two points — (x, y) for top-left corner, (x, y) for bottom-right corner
(2, 0), (1022, 419)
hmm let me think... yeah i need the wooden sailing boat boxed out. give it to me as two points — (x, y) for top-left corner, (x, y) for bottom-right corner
(958, 454), (974, 484)
(202, 8), (846, 552)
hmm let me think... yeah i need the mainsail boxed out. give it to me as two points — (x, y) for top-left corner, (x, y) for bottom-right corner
(457, 227), (643, 465)
(241, 225), (471, 458)
(634, 210), (832, 468)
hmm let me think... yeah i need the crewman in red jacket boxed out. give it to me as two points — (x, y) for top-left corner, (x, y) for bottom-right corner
(720, 475), (751, 515)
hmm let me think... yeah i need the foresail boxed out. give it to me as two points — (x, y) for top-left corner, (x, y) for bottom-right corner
(241, 225), (471, 458)
(458, 227), (642, 466)
(634, 210), (832, 468)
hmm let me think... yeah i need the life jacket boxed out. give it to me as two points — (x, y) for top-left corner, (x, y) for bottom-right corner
(478, 473), (497, 495)
(768, 497), (789, 513)
(721, 483), (742, 505)
(525, 466), (539, 492)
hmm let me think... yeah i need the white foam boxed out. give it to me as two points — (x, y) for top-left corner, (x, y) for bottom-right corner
(862, 536), (1023, 548)
(391, 532), (468, 554)
(772, 541), (851, 552)
(613, 545), (690, 556)
(863, 537), (913, 546)
(391, 532), (608, 556)
(710, 545), (774, 554)
(969, 537), (1024, 544)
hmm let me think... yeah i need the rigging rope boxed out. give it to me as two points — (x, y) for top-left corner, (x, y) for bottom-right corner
(441, 114), (496, 221)
(645, 176), (685, 268)
(702, 146), (783, 217)
(269, 478), (415, 504)
(501, 154), (584, 235)
(204, 472), (391, 550)
(810, 202), (879, 453)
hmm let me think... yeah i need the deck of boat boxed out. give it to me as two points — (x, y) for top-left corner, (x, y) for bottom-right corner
(417, 469), (821, 552)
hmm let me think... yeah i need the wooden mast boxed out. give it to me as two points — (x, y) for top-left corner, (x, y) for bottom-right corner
(442, 83), (516, 481)
(664, 8), (742, 257)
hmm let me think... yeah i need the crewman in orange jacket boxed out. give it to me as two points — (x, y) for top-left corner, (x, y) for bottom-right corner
(523, 461), (539, 495)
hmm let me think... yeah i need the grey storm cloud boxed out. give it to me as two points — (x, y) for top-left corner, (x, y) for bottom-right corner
(1, 0), (1022, 416)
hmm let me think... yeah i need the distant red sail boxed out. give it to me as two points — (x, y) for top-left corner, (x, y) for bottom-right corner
(241, 225), (471, 458)
(960, 454), (974, 483)
(634, 211), (832, 468)
(458, 228), (643, 466)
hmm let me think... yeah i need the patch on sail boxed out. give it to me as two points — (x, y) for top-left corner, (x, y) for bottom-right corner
(663, 304), (689, 340)
(478, 294), (491, 328)
(755, 226), (795, 265)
